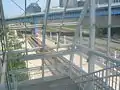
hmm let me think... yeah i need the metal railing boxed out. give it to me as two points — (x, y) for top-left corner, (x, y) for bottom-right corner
(6, 63), (69, 90)
(74, 65), (120, 90)
(96, 0), (120, 5)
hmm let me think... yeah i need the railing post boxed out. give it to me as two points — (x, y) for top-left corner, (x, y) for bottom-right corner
(79, 25), (83, 44)
(86, 0), (96, 88)
(114, 51), (117, 59)
(88, 54), (96, 73)
(80, 54), (82, 69)
(69, 53), (74, 78)
(105, 0), (112, 87)
(12, 74), (17, 90)
(50, 32), (52, 39)
(86, 53), (96, 90)
(56, 32), (59, 51)
(79, 25), (83, 69)
(64, 35), (66, 44)
(57, 33), (59, 44)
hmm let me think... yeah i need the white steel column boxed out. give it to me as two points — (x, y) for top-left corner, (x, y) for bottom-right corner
(105, 0), (112, 87)
(25, 0), (28, 55)
(42, 0), (51, 78)
(88, 0), (96, 72)
(107, 0), (112, 56)
(57, 0), (69, 51)
(79, 26), (83, 68)
(88, 0), (96, 89)
(69, 0), (89, 78)
(89, 0), (96, 49)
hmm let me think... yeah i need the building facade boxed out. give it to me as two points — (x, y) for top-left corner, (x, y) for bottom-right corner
(59, 0), (77, 8)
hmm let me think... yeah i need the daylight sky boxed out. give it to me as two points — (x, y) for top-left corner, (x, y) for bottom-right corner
(3, 0), (59, 18)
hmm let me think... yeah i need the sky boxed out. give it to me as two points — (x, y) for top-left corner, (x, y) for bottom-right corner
(3, 0), (59, 18)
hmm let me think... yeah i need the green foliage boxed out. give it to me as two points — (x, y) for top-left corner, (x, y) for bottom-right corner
(7, 30), (28, 81)
(8, 53), (25, 70)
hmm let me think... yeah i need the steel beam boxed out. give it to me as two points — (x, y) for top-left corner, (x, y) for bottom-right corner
(0, 44), (72, 55)
(21, 49), (74, 61)
(76, 44), (120, 64)
(7, 44), (120, 64)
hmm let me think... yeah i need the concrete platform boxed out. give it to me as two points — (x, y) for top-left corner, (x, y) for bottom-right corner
(17, 75), (79, 90)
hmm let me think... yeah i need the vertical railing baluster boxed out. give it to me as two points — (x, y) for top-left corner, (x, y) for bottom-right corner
(102, 70), (105, 90)
(118, 76), (120, 90)
(111, 68), (114, 89)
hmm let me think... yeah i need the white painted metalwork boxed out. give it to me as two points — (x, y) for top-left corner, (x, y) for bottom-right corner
(42, 0), (51, 78)
(57, 0), (69, 51)
(24, 0), (28, 55)
(64, 35), (67, 44)
(107, 0), (112, 56)
(89, 0), (96, 49)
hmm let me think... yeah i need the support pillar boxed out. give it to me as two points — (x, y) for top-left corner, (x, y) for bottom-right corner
(107, 0), (112, 56)
(89, 0), (96, 49)
(42, 0), (51, 78)
(105, 0), (112, 87)
(88, 54), (96, 73)
(25, 0), (28, 55)
(88, 0), (96, 71)
(86, 0), (96, 89)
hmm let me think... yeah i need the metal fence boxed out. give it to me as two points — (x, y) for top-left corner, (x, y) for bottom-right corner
(74, 65), (120, 90)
